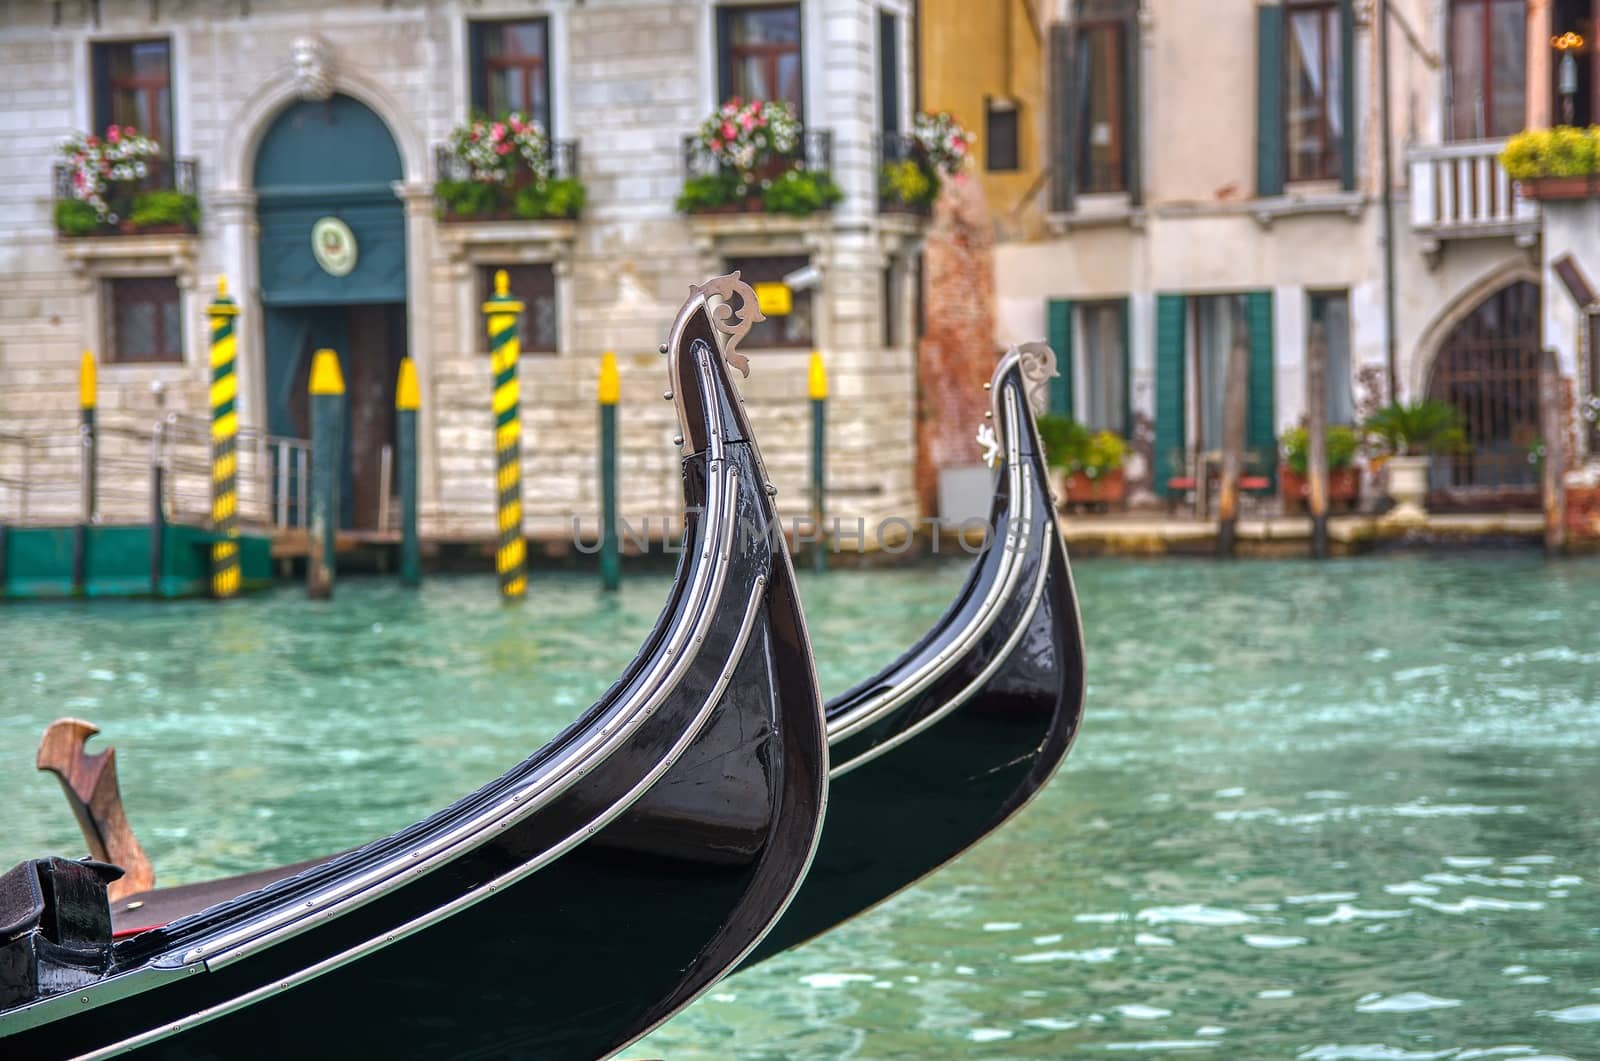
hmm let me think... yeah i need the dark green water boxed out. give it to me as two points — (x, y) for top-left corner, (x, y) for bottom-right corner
(2, 555), (1596, 1059)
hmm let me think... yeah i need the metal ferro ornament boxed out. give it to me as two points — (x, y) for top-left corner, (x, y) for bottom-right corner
(1016, 340), (1060, 415)
(688, 271), (766, 377)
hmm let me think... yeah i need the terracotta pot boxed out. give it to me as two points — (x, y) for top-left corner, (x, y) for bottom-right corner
(1064, 468), (1125, 506)
(1280, 465), (1361, 513)
(1516, 175), (1600, 202)
(1565, 484), (1600, 540)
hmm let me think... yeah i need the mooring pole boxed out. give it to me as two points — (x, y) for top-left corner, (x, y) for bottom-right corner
(483, 269), (526, 601)
(1307, 329), (1330, 560)
(809, 350), (828, 573)
(1539, 348), (1566, 555)
(73, 350), (96, 594)
(598, 351), (621, 592)
(1217, 337), (1250, 557)
(396, 357), (421, 587)
(308, 348), (344, 600)
(208, 276), (242, 599)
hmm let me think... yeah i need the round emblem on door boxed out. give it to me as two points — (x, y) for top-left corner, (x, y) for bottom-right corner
(311, 217), (358, 277)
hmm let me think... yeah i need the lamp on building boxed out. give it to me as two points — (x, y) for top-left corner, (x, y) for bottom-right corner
(1553, 31), (1584, 126)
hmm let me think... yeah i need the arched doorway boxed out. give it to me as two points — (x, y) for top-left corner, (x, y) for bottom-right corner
(1425, 280), (1543, 509)
(254, 94), (406, 530)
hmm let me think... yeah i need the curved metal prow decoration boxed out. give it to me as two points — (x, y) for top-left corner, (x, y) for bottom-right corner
(35, 719), (153, 902)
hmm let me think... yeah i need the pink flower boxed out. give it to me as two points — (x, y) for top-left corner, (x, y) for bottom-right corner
(491, 122), (506, 140)
(710, 137), (723, 151)
(721, 121), (736, 141)
(496, 142), (511, 155)
(739, 112), (756, 131)
(107, 125), (121, 143)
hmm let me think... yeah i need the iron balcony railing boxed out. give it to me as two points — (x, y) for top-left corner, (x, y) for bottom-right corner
(433, 140), (581, 185)
(52, 157), (198, 206)
(681, 126), (833, 179)
(876, 131), (933, 216)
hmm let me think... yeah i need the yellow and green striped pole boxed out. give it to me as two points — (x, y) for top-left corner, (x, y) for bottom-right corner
(208, 276), (241, 599)
(808, 350), (828, 573)
(598, 351), (621, 592)
(483, 269), (526, 601)
(308, 348), (345, 600)
(396, 357), (421, 587)
(74, 350), (97, 593)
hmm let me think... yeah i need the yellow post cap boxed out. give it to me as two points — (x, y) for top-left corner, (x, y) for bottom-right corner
(807, 350), (828, 401)
(598, 351), (620, 406)
(78, 350), (97, 409)
(396, 357), (421, 411)
(481, 268), (524, 315)
(209, 273), (239, 315)
(309, 348), (346, 395)
(216, 274), (228, 298)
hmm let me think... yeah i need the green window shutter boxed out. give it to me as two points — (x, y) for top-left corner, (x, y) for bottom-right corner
(1245, 290), (1277, 488)
(1119, 297), (1133, 439)
(1338, 0), (1356, 190)
(1049, 24), (1077, 213)
(1153, 294), (1186, 496)
(1256, 4), (1285, 198)
(1047, 299), (1074, 415)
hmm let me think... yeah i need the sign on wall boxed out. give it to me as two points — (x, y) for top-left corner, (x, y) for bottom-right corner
(311, 217), (359, 277)
(754, 282), (792, 317)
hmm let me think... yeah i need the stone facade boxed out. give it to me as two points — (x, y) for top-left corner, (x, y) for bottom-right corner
(0, 0), (926, 544)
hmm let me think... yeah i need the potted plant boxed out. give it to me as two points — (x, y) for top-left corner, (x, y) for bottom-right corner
(1362, 400), (1467, 523)
(1037, 415), (1127, 510)
(1279, 425), (1362, 513)
(879, 110), (970, 213)
(436, 113), (585, 222)
(55, 125), (199, 236)
(676, 99), (838, 216)
(1500, 125), (1600, 201)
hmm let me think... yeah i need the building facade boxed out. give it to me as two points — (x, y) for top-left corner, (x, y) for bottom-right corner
(931, 0), (1598, 507)
(0, 0), (927, 544)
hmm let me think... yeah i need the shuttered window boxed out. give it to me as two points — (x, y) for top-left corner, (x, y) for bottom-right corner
(1049, 1), (1142, 212)
(1047, 299), (1074, 414)
(1080, 300), (1130, 436)
(1260, 1), (1355, 193)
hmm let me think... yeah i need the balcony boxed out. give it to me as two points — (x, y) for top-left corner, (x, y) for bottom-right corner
(876, 132), (935, 217)
(678, 127), (836, 217)
(52, 157), (199, 237)
(433, 140), (583, 222)
(1409, 139), (1539, 264)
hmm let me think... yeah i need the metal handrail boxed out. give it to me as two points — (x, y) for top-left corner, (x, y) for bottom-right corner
(681, 126), (833, 179)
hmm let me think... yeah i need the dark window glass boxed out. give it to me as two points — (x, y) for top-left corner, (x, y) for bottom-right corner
(472, 19), (551, 131)
(879, 11), (901, 136)
(105, 276), (182, 363)
(1192, 294), (1251, 452)
(1448, 0), (1526, 140)
(1079, 301), (1127, 433)
(725, 255), (812, 348)
(1309, 290), (1354, 424)
(882, 263), (901, 349)
(719, 5), (804, 116)
(1284, 1), (1343, 182)
(93, 39), (173, 154)
(1076, 21), (1126, 192)
(986, 99), (1020, 171)
(479, 265), (558, 354)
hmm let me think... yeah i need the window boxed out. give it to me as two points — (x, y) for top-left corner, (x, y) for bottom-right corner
(471, 19), (551, 131)
(1191, 295), (1251, 452)
(881, 263), (901, 349)
(479, 265), (558, 354)
(985, 99), (1020, 171)
(1447, 0), (1526, 140)
(879, 11), (901, 137)
(718, 5), (804, 117)
(92, 39), (173, 154)
(725, 255), (812, 348)
(104, 276), (182, 364)
(1308, 291), (1353, 425)
(1079, 302), (1127, 433)
(1075, 20), (1127, 193)
(1284, 1), (1343, 182)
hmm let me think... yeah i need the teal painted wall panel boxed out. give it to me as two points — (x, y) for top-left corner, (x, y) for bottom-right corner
(1154, 294), (1187, 495)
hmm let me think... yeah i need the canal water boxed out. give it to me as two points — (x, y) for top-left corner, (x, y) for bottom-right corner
(1, 555), (1596, 1058)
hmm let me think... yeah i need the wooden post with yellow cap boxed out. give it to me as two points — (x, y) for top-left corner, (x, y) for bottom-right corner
(483, 269), (526, 600)
(396, 357), (422, 586)
(809, 350), (828, 573)
(207, 276), (242, 599)
(307, 348), (345, 600)
(597, 351), (621, 591)
(73, 350), (97, 593)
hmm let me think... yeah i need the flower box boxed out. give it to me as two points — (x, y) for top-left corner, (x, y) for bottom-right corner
(1515, 175), (1600, 201)
(1063, 468), (1125, 508)
(1279, 465), (1361, 514)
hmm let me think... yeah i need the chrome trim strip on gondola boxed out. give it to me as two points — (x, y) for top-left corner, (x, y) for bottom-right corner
(77, 572), (776, 1061)
(1, 319), (743, 1037)
(827, 371), (1033, 742)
